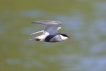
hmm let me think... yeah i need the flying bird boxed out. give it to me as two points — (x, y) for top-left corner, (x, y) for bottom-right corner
(30, 20), (71, 42)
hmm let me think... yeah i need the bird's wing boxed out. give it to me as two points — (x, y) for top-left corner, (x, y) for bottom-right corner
(30, 27), (62, 35)
(42, 25), (61, 35)
(32, 20), (62, 25)
(32, 20), (62, 35)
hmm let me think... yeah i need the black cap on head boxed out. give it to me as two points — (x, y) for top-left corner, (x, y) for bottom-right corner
(59, 33), (68, 37)
(59, 33), (71, 39)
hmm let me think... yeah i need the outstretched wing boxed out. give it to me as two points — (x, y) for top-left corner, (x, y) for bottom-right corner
(32, 20), (62, 25)
(32, 20), (62, 35)
(43, 25), (60, 35)
(30, 27), (62, 35)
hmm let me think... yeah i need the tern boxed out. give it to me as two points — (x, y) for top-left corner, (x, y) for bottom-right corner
(30, 20), (71, 42)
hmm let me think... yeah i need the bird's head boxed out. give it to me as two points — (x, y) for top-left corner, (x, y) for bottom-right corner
(60, 34), (71, 40)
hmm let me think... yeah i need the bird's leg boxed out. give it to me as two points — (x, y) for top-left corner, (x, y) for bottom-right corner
(31, 30), (44, 35)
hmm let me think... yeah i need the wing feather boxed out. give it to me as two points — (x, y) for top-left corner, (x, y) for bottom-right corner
(32, 20), (62, 35)
(32, 20), (62, 25)
(43, 25), (59, 35)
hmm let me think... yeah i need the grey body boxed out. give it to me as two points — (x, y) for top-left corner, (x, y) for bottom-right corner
(50, 35), (62, 42)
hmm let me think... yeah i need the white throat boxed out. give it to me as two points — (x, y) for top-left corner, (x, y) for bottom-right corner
(60, 35), (68, 40)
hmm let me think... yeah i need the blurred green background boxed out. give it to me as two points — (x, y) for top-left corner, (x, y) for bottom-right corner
(0, 0), (106, 71)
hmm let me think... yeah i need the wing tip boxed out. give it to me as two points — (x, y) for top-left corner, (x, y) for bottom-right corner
(31, 20), (62, 25)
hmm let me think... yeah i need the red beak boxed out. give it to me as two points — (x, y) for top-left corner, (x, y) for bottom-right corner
(68, 36), (71, 39)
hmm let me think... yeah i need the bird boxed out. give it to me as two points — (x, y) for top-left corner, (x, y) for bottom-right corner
(30, 20), (71, 42)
